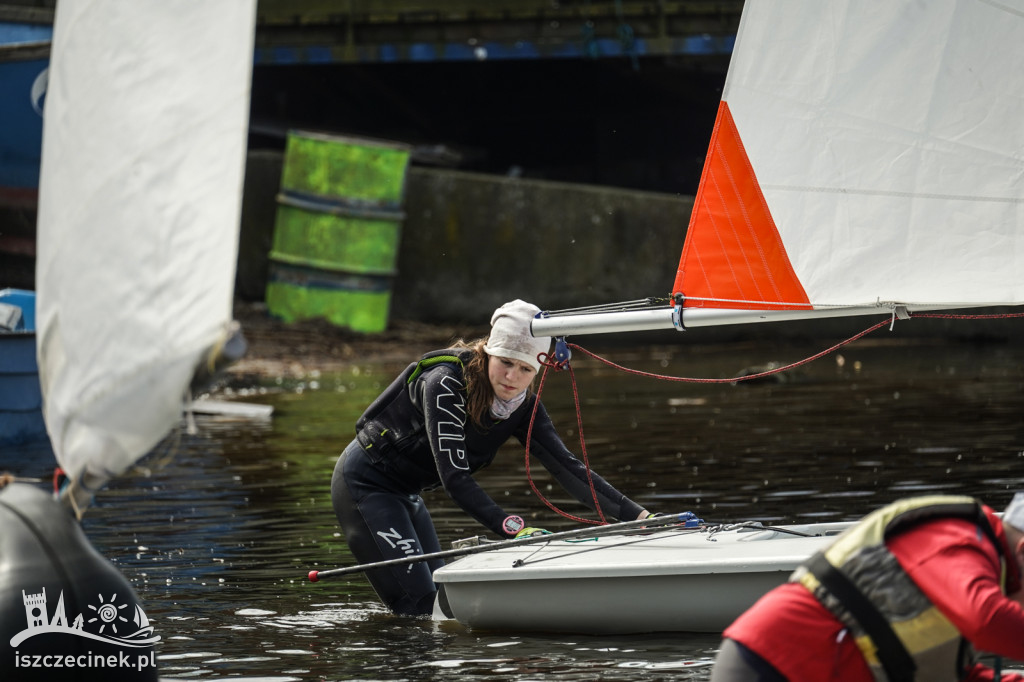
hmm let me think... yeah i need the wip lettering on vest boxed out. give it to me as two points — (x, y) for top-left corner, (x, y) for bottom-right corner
(434, 374), (468, 470)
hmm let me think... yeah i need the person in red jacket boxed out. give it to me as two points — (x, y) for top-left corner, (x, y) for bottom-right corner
(711, 493), (1024, 682)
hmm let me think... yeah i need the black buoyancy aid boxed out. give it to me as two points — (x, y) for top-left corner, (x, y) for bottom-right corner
(353, 349), (469, 475)
(356, 349), (468, 429)
(791, 495), (1006, 682)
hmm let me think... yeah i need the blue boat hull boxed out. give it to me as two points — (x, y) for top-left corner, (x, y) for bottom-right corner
(0, 289), (47, 446)
(0, 332), (45, 445)
(0, 17), (50, 209)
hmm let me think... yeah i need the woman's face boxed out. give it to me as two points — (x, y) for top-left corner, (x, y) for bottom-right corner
(487, 354), (536, 401)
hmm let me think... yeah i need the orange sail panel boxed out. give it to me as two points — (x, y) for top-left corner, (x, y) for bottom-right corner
(674, 102), (809, 310)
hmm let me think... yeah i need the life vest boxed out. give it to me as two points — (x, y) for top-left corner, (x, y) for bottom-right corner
(790, 495), (1006, 682)
(353, 348), (473, 479)
(355, 348), (469, 437)
(404, 350), (466, 385)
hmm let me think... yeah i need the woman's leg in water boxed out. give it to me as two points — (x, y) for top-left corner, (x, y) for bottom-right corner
(331, 441), (442, 615)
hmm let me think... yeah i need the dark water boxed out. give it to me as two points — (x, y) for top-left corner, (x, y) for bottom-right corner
(6, 330), (1024, 680)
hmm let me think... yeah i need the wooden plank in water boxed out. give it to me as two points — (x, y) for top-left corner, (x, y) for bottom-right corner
(188, 399), (274, 419)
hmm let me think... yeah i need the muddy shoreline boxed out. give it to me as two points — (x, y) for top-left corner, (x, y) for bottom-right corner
(227, 301), (488, 380)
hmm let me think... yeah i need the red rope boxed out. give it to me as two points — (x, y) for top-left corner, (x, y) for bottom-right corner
(522, 318), (891, 525)
(519, 310), (1022, 525)
(911, 311), (1024, 320)
(524, 356), (608, 525)
(53, 467), (66, 494)
(569, 317), (891, 384)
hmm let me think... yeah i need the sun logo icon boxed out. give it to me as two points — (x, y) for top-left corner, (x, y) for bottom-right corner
(87, 593), (129, 634)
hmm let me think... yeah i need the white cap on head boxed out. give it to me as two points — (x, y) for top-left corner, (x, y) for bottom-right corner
(1003, 492), (1024, 532)
(482, 299), (551, 372)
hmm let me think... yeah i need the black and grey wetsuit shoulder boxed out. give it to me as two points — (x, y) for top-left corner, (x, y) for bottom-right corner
(354, 348), (644, 535)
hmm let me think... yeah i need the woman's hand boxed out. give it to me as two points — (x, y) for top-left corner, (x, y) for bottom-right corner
(515, 527), (552, 538)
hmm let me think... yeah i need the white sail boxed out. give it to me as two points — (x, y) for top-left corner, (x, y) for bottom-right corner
(35, 1), (256, 508)
(681, 0), (1024, 309)
(536, 0), (1024, 337)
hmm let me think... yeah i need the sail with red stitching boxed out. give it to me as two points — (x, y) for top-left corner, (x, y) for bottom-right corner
(673, 0), (1024, 312)
(674, 101), (809, 311)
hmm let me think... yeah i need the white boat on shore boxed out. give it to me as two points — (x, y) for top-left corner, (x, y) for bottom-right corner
(432, 520), (850, 634)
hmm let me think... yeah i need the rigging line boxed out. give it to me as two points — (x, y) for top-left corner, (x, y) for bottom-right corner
(682, 294), (890, 310)
(510, 524), (822, 567)
(569, 317), (892, 385)
(543, 297), (674, 316)
(705, 522), (820, 539)
(512, 540), (556, 566)
(542, 294), (907, 315)
(565, 359), (608, 524)
(511, 526), (709, 567)
(524, 318), (898, 519)
(523, 309), (1018, 523)
(911, 311), (1024, 320)
(525, 358), (608, 526)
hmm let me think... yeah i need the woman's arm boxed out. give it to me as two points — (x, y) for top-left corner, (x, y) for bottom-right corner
(417, 368), (518, 536)
(518, 400), (646, 522)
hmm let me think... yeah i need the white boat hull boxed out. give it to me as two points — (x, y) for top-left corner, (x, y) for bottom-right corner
(432, 521), (850, 634)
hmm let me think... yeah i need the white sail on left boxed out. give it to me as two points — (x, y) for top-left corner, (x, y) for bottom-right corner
(34, 1), (257, 513)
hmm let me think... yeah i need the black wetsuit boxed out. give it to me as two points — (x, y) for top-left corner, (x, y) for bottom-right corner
(330, 349), (644, 615)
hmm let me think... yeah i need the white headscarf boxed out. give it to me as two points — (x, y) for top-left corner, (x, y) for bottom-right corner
(482, 300), (551, 372)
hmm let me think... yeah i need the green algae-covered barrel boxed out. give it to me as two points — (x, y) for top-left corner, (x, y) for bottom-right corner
(265, 131), (411, 333)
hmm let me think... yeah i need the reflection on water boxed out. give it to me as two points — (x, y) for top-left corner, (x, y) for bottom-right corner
(5, 334), (1024, 680)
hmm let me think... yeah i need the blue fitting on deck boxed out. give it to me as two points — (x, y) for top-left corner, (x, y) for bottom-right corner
(677, 511), (704, 528)
(553, 337), (571, 365)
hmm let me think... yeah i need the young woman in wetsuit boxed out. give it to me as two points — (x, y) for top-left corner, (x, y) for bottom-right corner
(330, 299), (651, 615)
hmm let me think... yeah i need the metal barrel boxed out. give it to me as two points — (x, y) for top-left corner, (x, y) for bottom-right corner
(265, 131), (411, 333)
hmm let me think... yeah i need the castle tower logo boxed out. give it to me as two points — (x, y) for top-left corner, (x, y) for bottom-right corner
(9, 587), (161, 648)
(23, 589), (46, 629)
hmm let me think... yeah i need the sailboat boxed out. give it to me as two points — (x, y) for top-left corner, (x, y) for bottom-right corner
(0, 1), (257, 677)
(33, 0), (256, 514)
(432, 0), (1024, 634)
